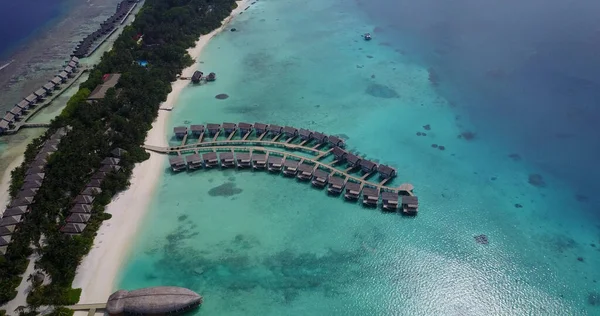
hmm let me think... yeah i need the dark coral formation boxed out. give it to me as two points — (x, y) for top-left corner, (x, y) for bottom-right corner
(508, 153), (521, 161)
(365, 83), (399, 98)
(590, 292), (600, 306)
(490, 176), (497, 181)
(366, 55), (374, 59)
(431, 144), (438, 148)
(474, 234), (489, 245)
(438, 145), (445, 151)
(459, 131), (476, 141)
(215, 93), (229, 99)
(528, 174), (546, 187)
(428, 67), (439, 86)
(416, 132), (423, 136)
(514, 204), (523, 208)
(575, 194), (588, 202)
(577, 257), (584, 262)
(422, 124), (431, 131)
(208, 182), (243, 197)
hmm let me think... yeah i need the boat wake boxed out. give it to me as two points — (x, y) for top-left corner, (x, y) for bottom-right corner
(0, 59), (15, 71)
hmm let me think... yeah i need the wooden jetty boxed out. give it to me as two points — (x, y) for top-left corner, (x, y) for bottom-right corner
(148, 122), (418, 213)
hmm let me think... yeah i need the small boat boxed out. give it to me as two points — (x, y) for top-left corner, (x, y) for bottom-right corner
(363, 33), (372, 41)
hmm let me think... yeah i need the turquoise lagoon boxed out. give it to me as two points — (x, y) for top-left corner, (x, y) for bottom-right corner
(117, 0), (600, 315)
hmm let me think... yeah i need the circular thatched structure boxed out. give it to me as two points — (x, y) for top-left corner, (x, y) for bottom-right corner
(106, 286), (202, 315)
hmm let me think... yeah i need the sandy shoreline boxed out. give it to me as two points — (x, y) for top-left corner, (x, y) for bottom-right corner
(72, 0), (248, 309)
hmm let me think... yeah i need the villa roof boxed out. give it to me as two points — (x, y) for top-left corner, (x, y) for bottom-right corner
(17, 100), (30, 109)
(60, 223), (86, 234)
(360, 159), (378, 171)
(26, 165), (44, 175)
(24, 173), (45, 182)
(222, 122), (236, 130)
(312, 132), (328, 142)
(43, 82), (55, 91)
(3, 112), (15, 122)
(346, 153), (362, 165)
(0, 121), (9, 130)
(169, 156), (185, 166)
(268, 156), (283, 164)
(378, 165), (396, 177)
(74, 195), (94, 204)
(34, 88), (47, 97)
(206, 123), (220, 131)
(66, 213), (91, 223)
(173, 126), (187, 134)
(219, 152), (234, 160)
(9, 106), (22, 116)
(22, 181), (42, 190)
(299, 128), (313, 139)
(190, 125), (204, 133)
(0, 215), (23, 227)
(99, 164), (122, 173)
(238, 122), (252, 130)
(313, 169), (328, 180)
(331, 147), (347, 159)
(328, 135), (344, 147)
(70, 204), (92, 214)
(362, 187), (379, 197)
(3, 206), (28, 217)
(58, 71), (69, 79)
(283, 126), (298, 135)
(202, 152), (218, 161)
(111, 147), (127, 157)
(328, 176), (344, 187)
(381, 191), (399, 201)
(86, 179), (103, 188)
(16, 189), (37, 199)
(402, 196), (419, 206)
(101, 157), (121, 165)
(92, 172), (108, 180)
(51, 76), (62, 85)
(25, 94), (38, 102)
(88, 74), (121, 100)
(0, 225), (16, 236)
(254, 122), (268, 130)
(268, 124), (283, 133)
(236, 152), (251, 161)
(345, 182), (360, 192)
(186, 154), (202, 164)
(283, 159), (299, 168)
(10, 197), (34, 207)
(0, 235), (12, 247)
(252, 154), (266, 162)
(81, 187), (102, 195)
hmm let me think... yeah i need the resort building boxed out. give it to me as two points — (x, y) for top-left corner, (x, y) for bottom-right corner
(174, 126), (188, 139)
(219, 152), (235, 168)
(362, 187), (380, 207)
(327, 176), (344, 194)
(169, 156), (186, 172)
(282, 159), (299, 176)
(87, 74), (122, 101)
(236, 152), (251, 168)
(344, 182), (361, 200)
(297, 163), (314, 181)
(312, 169), (329, 188)
(202, 152), (218, 168)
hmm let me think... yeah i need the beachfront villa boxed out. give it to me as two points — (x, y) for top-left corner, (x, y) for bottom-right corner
(87, 74), (122, 101)
(106, 286), (202, 316)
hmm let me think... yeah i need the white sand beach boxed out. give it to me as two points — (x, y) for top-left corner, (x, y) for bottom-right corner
(71, 1), (248, 310)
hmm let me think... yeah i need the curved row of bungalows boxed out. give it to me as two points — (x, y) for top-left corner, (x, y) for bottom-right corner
(60, 148), (126, 236)
(328, 146), (398, 180)
(72, 0), (137, 57)
(1, 128), (69, 255)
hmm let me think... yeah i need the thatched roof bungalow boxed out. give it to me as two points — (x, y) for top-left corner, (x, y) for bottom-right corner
(101, 157), (121, 165)
(24, 93), (38, 104)
(43, 82), (56, 92)
(0, 215), (23, 227)
(222, 122), (237, 134)
(190, 125), (205, 137)
(283, 126), (298, 138)
(17, 99), (30, 110)
(267, 124), (283, 136)
(3, 206), (29, 217)
(254, 122), (268, 135)
(24, 173), (45, 182)
(92, 172), (108, 180)
(34, 88), (47, 98)
(238, 122), (253, 134)
(60, 223), (87, 235)
(328, 135), (345, 148)
(206, 123), (221, 136)
(106, 287), (202, 316)
(86, 179), (103, 188)
(0, 225), (15, 236)
(312, 132), (328, 144)
(173, 126), (188, 139)
(81, 187), (102, 196)
(10, 197), (34, 207)
(17, 189), (38, 200)
(360, 160), (378, 173)
(331, 147), (347, 161)
(0, 235), (12, 247)
(22, 180), (42, 190)
(74, 195), (94, 204)
(378, 165), (397, 179)
(111, 147), (127, 157)
(99, 164), (122, 173)
(0, 120), (9, 132)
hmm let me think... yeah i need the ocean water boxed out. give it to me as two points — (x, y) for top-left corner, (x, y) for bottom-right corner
(117, 0), (600, 315)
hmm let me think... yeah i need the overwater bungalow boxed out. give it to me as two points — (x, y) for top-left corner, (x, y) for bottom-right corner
(66, 213), (91, 223)
(254, 122), (268, 135)
(267, 156), (283, 172)
(360, 160), (378, 173)
(190, 125), (205, 137)
(106, 287), (202, 316)
(64, 66), (75, 77)
(344, 182), (361, 200)
(0, 215), (23, 227)
(206, 123), (221, 136)
(381, 191), (399, 211)
(362, 187), (380, 207)
(9, 106), (23, 118)
(297, 163), (314, 181)
(0, 121), (9, 133)
(331, 147), (347, 162)
(0, 225), (15, 237)
(58, 71), (69, 81)
(328, 136), (345, 148)
(252, 153), (267, 169)
(0, 236), (12, 247)
(34, 88), (47, 99)
(4, 206), (29, 217)
(328, 176), (345, 194)
(219, 152), (235, 168)
(345, 153), (362, 169)
(3, 112), (15, 123)
(191, 70), (203, 83)
(71, 56), (80, 65)
(17, 100), (30, 110)
(25, 93), (38, 105)
(299, 128), (313, 141)
(169, 156), (186, 172)
(25, 173), (45, 182)
(283, 126), (298, 138)
(312, 132), (328, 144)
(202, 152), (218, 168)
(378, 165), (397, 178)
(99, 164), (122, 173)
(10, 197), (34, 208)
(186, 154), (202, 170)
(282, 159), (299, 176)
(60, 223), (87, 235)
(173, 126), (188, 139)
(74, 195), (95, 204)
(67, 60), (78, 70)
(22, 181), (42, 190)
(236, 152), (251, 168)
(70, 204), (92, 214)
(238, 122), (253, 135)
(101, 157), (121, 165)
(51, 76), (63, 86)
(222, 122), (237, 135)
(312, 169), (328, 187)
(402, 196), (419, 215)
(43, 82), (56, 93)
(267, 124), (283, 136)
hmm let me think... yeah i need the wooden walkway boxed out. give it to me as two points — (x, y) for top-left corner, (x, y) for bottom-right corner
(66, 302), (106, 315)
(143, 143), (412, 195)
(144, 139), (326, 156)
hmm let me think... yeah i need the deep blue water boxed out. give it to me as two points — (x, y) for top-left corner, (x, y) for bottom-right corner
(359, 0), (600, 211)
(0, 0), (67, 59)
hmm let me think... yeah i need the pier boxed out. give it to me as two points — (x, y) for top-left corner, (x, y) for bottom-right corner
(144, 123), (419, 214)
